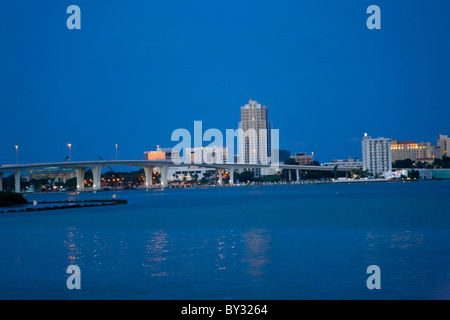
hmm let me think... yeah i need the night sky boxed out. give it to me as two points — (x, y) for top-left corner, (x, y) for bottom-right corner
(1, 0), (449, 166)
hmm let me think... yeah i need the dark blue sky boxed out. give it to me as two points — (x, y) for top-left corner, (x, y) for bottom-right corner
(1, 0), (449, 165)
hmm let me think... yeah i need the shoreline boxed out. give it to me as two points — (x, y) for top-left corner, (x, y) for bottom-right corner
(14, 177), (436, 195)
(0, 179), (446, 213)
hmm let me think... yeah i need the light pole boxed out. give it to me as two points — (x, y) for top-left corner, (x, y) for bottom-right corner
(15, 145), (18, 164)
(115, 144), (118, 160)
(68, 143), (72, 161)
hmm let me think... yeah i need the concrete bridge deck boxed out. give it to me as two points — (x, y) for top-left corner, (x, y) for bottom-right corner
(0, 160), (355, 192)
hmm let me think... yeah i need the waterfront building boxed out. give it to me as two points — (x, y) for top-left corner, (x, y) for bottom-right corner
(390, 134), (449, 163)
(168, 166), (216, 182)
(432, 168), (450, 179)
(432, 146), (441, 159)
(143, 146), (222, 183)
(290, 152), (313, 165)
(437, 134), (450, 157)
(238, 99), (273, 176)
(186, 147), (229, 164)
(391, 140), (436, 163)
(323, 156), (363, 169)
(144, 146), (181, 163)
(361, 134), (392, 175)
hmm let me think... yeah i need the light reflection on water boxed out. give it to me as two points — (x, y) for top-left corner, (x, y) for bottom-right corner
(143, 231), (168, 277)
(390, 231), (424, 249)
(241, 229), (271, 277)
(63, 227), (81, 266)
(215, 229), (240, 274)
(0, 181), (449, 299)
(364, 230), (424, 249)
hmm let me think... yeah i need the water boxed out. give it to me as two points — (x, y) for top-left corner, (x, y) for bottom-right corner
(0, 181), (449, 300)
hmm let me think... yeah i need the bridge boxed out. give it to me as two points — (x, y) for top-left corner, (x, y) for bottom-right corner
(0, 160), (354, 192)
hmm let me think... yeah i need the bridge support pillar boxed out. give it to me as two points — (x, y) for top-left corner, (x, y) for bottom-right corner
(217, 169), (223, 186)
(296, 169), (300, 183)
(288, 169), (292, 183)
(144, 166), (153, 188)
(229, 167), (234, 185)
(92, 165), (102, 191)
(14, 171), (21, 193)
(75, 168), (85, 191)
(0, 173), (3, 192)
(160, 165), (168, 188)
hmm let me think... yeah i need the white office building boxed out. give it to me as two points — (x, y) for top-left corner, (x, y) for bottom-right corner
(362, 134), (392, 175)
(186, 147), (229, 164)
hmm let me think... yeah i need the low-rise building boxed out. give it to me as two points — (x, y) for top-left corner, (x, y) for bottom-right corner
(390, 134), (449, 163)
(323, 156), (363, 169)
(391, 140), (436, 162)
(168, 166), (217, 182)
(186, 147), (229, 164)
(144, 146), (222, 183)
(144, 146), (181, 163)
(290, 152), (313, 165)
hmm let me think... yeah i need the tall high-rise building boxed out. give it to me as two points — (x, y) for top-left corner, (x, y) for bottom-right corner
(238, 100), (272, 163)
(361, 134), (392, 175)
(238, 99), (273, 176)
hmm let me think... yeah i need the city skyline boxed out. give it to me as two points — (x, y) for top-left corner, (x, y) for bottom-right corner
(1, 93), (448, 167)
(1, 1), (449, 165)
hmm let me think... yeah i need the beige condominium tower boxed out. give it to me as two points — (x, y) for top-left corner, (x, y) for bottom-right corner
(238, 99), (273, 177)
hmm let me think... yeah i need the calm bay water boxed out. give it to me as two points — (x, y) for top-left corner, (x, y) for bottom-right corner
(0, 181), (449, 299)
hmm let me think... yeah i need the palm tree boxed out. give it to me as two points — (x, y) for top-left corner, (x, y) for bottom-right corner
(192, 174), (199, 185)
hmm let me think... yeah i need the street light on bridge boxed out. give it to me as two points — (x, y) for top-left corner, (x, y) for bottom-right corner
(15, 145), (18, 164)
(68, 143), (72, 161)
(115, 144), (118, 160)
